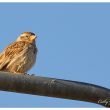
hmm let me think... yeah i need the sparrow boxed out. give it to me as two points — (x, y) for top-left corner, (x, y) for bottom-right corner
(0, 32), (37, 74)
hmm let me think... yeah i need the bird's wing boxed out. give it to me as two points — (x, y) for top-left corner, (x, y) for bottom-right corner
(0, 41), (29, 70)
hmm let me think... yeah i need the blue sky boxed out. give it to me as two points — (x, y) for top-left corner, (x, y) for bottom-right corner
(0, 3), (110, 108)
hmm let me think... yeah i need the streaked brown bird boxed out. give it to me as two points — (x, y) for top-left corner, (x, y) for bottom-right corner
(0, 32), (37, 74)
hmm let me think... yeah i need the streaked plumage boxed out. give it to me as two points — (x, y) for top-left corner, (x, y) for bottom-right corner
(0, 32), (37, 74)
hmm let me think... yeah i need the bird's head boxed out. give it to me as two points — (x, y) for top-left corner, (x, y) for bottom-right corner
(16, 32), (37, 43)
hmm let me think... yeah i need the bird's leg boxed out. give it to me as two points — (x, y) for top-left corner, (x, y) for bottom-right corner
(31, 74), (35, 76)
(25, 73), (35, 76)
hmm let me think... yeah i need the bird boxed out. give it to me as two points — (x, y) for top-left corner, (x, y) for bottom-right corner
(0, 32), (37, 74)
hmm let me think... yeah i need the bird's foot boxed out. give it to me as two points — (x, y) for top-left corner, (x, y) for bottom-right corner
(25, 73), (35, 76)
(31, 74), (35, 76)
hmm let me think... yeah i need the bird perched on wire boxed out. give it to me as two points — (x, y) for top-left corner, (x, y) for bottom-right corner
(0, 32), (37, 74)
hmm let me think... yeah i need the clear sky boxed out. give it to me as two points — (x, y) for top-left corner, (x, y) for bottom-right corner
(0, 3), (110, 108)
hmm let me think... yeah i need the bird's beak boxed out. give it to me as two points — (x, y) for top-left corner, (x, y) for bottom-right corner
(31, 35), (36, 42)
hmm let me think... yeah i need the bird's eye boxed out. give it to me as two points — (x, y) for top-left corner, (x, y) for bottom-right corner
(26, 36), (30, 39)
